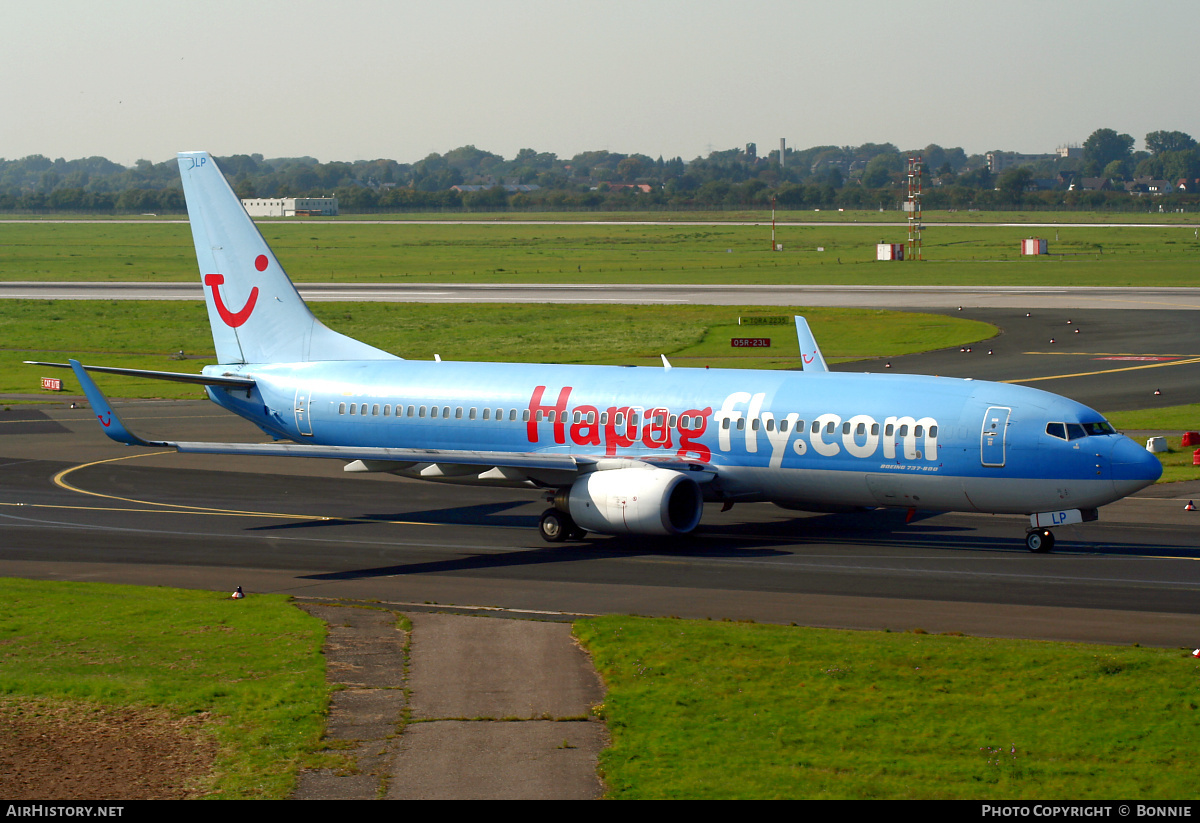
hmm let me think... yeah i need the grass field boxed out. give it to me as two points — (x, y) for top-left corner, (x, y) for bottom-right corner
(2, 219), (1198, 286)
(2, 300), (996, 397)
(575, 615), (1200, 800)
(0, 466), (1190, 800)
(0, 578), (329, 799)
(3, 578), (1195, 800)
(7, 208), (1200, 224)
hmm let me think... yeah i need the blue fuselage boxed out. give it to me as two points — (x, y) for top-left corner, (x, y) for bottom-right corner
(203, 359), (1162, 516)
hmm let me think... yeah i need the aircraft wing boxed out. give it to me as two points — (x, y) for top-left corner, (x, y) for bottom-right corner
(28, 360), (256, 388)
(67, 359), (586, 473)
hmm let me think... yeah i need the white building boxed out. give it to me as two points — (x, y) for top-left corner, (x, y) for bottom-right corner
(240, 197), (338, 217)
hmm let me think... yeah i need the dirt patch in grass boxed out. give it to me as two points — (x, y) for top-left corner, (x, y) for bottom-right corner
(0, 698), (216, 800)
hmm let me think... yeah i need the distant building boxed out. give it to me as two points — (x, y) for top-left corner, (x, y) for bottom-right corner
(241, 197), (338, 217)
(1124, 178), (1175, 195)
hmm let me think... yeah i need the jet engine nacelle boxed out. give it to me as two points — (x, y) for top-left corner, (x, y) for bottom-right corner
(566, 467), (704, 536)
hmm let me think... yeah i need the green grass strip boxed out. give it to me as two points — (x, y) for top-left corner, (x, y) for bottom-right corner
(575, 615), (1200, 800)
(0, 578), (327, 799)
(3, 301), (994, 397)
(3, 220), (1199, 286)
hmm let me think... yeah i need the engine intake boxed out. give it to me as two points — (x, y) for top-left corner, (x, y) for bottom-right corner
(563, 467), (704, 536)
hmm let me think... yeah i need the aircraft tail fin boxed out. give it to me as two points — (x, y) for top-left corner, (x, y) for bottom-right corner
(794, 316), (829, 372)
(177, 151), (398, 365)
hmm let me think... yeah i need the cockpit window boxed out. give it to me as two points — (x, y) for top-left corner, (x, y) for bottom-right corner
(1047, 420), (1117, 441)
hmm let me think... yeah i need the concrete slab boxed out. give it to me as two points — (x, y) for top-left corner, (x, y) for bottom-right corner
(406, 612), (603, 720)
(387, 720), (605, 800)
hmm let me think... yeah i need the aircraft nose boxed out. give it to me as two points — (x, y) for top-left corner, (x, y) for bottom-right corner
(1110, 436), (1163, 496)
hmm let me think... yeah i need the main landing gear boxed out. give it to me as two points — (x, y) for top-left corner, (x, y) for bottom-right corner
(1025, 529), (1055, 553)
(539, 508), (587, 543)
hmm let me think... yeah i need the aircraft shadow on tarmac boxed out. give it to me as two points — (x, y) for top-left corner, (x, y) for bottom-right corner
(293, 505), (1194, 582)
(244, 500), (537, 531)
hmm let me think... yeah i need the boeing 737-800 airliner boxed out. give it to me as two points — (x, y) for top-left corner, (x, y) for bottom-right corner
(34, 151), (1163, 552)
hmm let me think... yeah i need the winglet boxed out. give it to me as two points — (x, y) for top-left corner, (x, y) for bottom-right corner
(69, 360), (164, 447)
(794, 316), (829, 372)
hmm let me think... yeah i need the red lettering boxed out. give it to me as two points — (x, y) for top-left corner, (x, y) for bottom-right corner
(527, 386), (571, 444)
(603, 406), (638, 457)
(642, 407), (673, 449)
(676, 407), (712, 462)
(570, 405), (601, 447)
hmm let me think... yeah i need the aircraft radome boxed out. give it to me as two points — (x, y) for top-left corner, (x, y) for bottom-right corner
(31, 151), (1163, 553)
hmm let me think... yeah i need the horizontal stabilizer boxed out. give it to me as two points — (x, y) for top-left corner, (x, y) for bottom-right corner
(29, 361), (256, 388)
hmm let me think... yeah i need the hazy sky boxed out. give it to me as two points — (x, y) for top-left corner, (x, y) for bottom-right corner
(4, 0), (1197, 166)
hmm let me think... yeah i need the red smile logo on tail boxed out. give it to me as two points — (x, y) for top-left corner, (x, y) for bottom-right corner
(204, 255), (266, 327)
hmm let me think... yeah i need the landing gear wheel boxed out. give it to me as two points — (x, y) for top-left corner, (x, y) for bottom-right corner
(539, 508), (574, 543)
(1025, 529), (1055, 553)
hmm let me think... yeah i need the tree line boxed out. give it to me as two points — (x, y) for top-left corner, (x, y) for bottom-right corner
(2, 128), (1197, 214)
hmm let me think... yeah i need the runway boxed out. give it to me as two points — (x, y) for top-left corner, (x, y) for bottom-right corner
(3, 303), (1199, 647)
(4, 281), (1200, 310)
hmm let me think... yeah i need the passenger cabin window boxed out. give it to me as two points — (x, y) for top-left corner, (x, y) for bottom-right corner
(339, 403), (346, 415)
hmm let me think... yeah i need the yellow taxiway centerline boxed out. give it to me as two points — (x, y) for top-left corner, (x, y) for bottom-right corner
(49, 451), (446, 526)
(1004, 355), (1200, 384)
